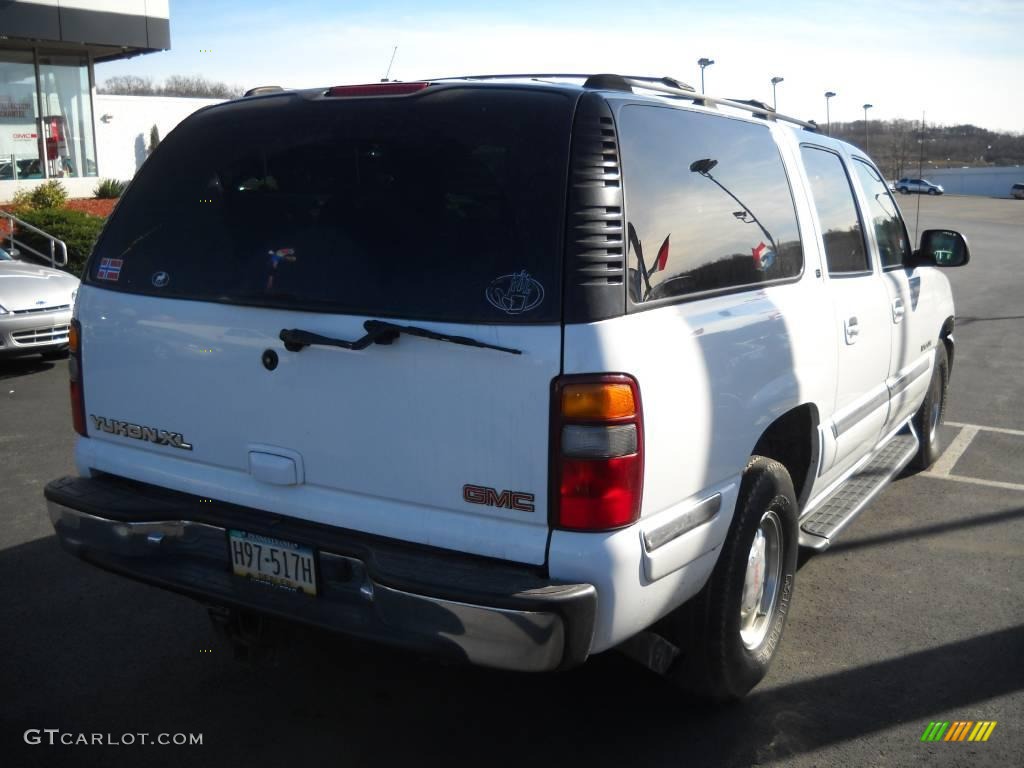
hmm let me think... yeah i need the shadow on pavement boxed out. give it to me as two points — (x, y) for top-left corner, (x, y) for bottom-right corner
(822, 505), (1024, 555)
(0, 355), (54, 381)
(1, 533), (1021, 767)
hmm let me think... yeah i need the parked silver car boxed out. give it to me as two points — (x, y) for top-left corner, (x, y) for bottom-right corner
(0, 248), (79, 358)
(895, 177), (944, 195)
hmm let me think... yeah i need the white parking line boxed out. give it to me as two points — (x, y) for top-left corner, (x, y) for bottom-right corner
(918, 421), (1024, 493)
(920, 472), (1024, 493)
(929, 425), (980, 477)
(946, 421), (1024, 437)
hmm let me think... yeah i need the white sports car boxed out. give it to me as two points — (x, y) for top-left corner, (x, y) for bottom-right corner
(0, 248), (79, 358)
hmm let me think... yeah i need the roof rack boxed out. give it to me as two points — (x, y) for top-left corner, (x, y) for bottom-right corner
(438, 73), (696, 92)
(430, 73), (818, 131)
(243, 85), (285, 97)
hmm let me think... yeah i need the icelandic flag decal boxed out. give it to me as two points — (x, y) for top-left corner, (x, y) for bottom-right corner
(96, 257), (124, 282)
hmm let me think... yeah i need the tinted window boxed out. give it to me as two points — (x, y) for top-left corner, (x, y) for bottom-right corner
(620, 106), (802, 304)
(800, 146), (869, 273)
(87, 88), (572, 324)
(852, 158), (911, 269)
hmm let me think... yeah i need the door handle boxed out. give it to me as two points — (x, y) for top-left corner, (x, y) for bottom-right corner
(844, 316), (860, 344)
(892, 298), (905, 323)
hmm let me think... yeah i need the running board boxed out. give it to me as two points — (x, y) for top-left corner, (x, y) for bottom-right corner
(799, 430), (919, 550)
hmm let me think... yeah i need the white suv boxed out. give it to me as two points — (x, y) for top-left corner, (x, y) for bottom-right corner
(46, 74), (968, 699)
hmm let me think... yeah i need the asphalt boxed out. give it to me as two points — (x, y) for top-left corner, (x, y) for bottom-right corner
(0, 194), (1021, 768)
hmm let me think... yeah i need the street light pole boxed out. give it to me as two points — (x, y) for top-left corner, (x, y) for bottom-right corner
(824, 91), (836, 136)
(770, 76), (784, 110)
(863, 103), (873, 150)
(697, 57), (714, 92)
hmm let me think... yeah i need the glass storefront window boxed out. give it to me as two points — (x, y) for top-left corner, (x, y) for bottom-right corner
(0, 50), (44, 180)
(37, 53), (97, 178)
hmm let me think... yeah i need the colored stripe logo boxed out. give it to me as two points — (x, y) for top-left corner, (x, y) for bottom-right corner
(920, 721), (997, 742)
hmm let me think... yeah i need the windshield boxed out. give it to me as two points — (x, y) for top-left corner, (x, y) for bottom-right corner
(87, 87), (573, 324)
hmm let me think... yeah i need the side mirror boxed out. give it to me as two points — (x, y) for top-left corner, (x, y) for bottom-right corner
(915, 229), (970, 267)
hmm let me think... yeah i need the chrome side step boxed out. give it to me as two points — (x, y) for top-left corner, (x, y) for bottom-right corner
(799, 429), (919, 550)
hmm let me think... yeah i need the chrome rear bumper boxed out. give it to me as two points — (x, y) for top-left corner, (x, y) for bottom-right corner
(45, 477), (596, 672)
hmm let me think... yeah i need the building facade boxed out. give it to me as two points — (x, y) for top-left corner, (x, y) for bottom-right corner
(0, 0), (169, 198)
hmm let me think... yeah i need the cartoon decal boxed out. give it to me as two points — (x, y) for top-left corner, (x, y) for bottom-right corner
(151, 271), (170, 288)
(485, 270), (544, 315)
(96, 258), (123, 282)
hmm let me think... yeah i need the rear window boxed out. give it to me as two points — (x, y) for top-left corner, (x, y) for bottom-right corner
(87, 87), (573, 324)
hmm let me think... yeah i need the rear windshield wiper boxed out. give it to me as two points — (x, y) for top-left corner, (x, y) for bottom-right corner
(280, 320), (522, 355)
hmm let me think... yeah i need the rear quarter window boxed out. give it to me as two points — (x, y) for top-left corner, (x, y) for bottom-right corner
(86, 88), (574, 324)
(619, 105), (803, 306)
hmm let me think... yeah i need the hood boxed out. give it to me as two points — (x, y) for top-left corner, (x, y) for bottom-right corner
(0, 262), (80, 312)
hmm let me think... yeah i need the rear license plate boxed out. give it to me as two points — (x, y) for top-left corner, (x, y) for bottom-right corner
(228, 530), (317, 596)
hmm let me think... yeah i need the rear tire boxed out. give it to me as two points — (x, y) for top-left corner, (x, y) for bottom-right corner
(910, 343), (949, 471)
(663, 457), (799, 700)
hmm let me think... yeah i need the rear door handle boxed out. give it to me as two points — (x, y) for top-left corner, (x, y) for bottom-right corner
(844, 316), (860, 344)
(892, 298), (905, 323)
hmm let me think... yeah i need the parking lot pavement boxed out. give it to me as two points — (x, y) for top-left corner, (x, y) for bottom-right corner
(1, 195), (1021, 768)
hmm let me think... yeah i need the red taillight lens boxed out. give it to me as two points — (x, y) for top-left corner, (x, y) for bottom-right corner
(326, 82), (430, 97)
(551, 375), (643, 531)
(559, 455), (643, 529)
(69, 318), (86, 437)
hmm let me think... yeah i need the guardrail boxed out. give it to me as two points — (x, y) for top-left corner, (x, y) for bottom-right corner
(2, 211), (68, 268)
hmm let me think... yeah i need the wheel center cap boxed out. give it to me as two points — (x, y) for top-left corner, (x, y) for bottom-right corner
(742, 530), (767, 617)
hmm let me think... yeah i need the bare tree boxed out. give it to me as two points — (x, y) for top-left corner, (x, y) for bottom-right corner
(97, 75), (157, 95)
(831, 118), (1024, 178)
(98, 74), (244, 99)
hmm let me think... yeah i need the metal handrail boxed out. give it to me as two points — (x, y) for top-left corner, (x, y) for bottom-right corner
(2, 211), (68, 268)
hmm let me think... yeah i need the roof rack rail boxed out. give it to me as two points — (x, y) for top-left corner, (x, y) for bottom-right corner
(619, 77), (817, 130)
(430, 73), (817, 131)
(244, 85), (284, 97)
(432, 73), (695, 92)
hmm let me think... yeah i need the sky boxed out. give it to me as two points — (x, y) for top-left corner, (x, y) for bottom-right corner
(99, 0), (1023, 133)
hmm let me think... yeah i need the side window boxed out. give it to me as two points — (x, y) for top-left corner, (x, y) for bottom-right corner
(800, 146), (869, 274)
(851, 158), (911, 269)
(619, 106), (803, 304)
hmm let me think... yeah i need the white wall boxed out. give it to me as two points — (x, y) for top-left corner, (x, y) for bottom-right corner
(917, 165), (1024, 198)
(93, 93), (223, 181)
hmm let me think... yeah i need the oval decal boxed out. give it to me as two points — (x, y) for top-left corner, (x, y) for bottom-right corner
(485, 271), (544, 315)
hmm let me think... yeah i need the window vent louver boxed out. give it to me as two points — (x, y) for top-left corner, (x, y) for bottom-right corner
(564, 93), (626, 323)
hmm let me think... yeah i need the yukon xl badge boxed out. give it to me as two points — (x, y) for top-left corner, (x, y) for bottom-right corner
(90, 415), (193, 451)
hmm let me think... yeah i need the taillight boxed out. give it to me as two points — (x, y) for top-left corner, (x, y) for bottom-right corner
(551, 374), (643, 531)
(325, 82), (430, 97)
(69, 318), (86, 437)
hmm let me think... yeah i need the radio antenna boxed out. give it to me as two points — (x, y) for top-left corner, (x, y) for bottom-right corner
(382, 45), (398, 82)
(914, 110), (925, 244)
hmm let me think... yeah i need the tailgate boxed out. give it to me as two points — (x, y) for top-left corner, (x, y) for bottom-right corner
(76, 290), (558, 564)
(73, 84), (575, 565)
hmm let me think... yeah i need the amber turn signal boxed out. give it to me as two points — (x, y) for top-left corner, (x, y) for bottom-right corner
(561, 382), (636, 420)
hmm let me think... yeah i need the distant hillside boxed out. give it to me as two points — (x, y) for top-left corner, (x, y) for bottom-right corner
(828, 120), (1024, 181)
